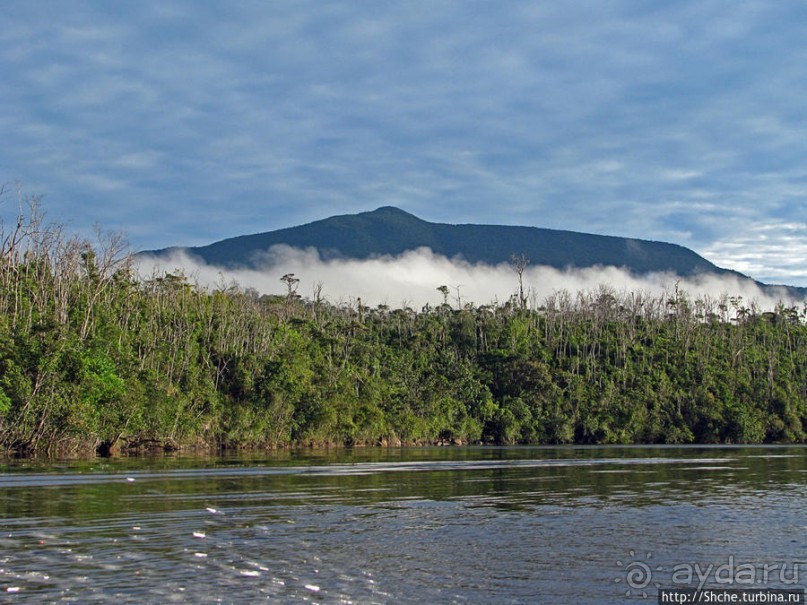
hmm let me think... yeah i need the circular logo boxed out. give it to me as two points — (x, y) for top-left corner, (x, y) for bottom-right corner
(616, 550), (663, 599)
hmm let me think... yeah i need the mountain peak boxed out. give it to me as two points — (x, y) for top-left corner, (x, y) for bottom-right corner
(371, 205), (408, 214)
(141, 207), (807, 297)
(364, 206), (421, 220)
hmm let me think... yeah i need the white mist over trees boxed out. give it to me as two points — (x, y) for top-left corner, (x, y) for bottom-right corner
(138, 245), (804, 311)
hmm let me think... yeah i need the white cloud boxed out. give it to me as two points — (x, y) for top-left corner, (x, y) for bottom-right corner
(702, 222), (807, 286)
(137, 245), (805, 311)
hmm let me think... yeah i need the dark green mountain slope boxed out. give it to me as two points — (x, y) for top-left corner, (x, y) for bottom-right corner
(146, 206), (732, 276)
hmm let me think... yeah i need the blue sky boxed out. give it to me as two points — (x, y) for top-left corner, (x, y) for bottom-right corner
(2, 1), (806, 286)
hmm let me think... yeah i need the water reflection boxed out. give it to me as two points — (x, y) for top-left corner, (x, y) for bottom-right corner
(0, 446), (804, 603)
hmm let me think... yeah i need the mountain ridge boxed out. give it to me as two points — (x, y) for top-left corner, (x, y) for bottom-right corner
(143, 206), (806, 297)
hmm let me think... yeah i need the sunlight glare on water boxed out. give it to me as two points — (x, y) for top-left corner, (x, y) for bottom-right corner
(0, 446), (804, 604)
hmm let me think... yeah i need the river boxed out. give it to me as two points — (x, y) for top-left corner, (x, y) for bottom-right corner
(0, 446), (805, 603)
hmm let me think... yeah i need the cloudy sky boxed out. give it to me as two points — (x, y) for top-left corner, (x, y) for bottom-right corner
(2, 1), (806, 286)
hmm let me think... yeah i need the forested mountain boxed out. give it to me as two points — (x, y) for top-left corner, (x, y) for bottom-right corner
(144, 207), (806, 298)
(145, 207), (724, 273)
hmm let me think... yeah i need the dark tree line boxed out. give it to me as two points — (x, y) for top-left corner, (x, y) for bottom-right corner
(1, 198), (805, 455)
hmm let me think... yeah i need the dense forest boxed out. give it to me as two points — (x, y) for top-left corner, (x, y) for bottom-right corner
(1, 199), (806, 455)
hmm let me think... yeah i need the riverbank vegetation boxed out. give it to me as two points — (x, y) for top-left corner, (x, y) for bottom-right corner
(1, 198), (806, 455)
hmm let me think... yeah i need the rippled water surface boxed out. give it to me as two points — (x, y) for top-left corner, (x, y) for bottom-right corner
(0, 446), (805, 603)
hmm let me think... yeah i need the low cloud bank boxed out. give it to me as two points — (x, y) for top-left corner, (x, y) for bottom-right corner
(137, 245), (804, 310)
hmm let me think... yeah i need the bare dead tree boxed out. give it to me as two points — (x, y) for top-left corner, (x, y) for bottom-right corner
(79, 226), (131, 341)
(510, 253), (530, 310)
